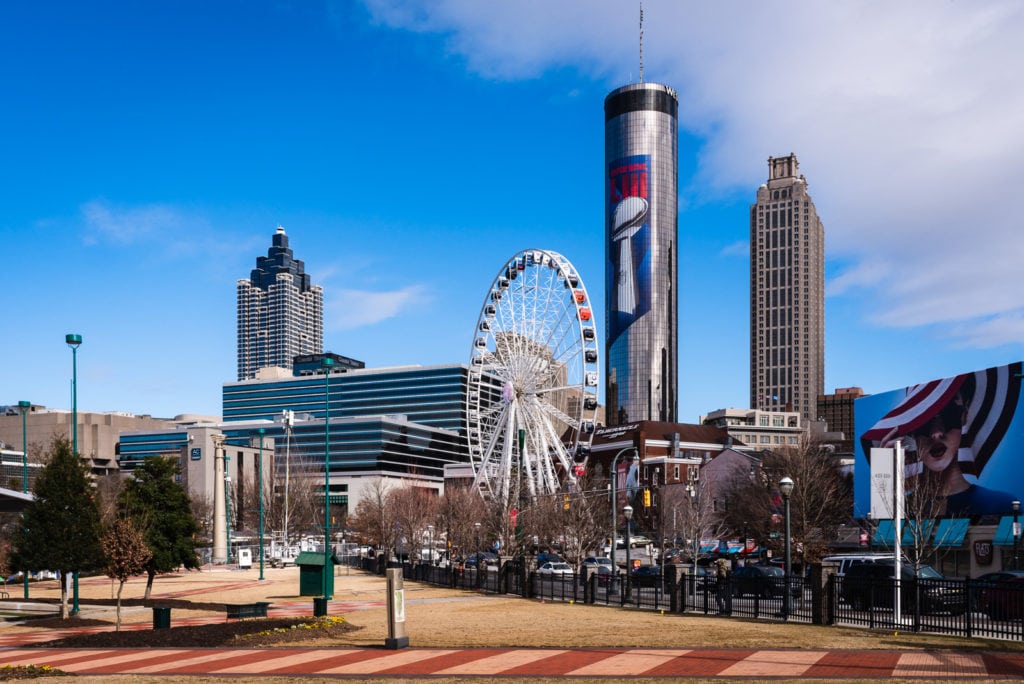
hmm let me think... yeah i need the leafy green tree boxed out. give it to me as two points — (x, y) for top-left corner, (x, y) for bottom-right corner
(101, 518), (152, 631)
(117, 457), (200, 598)
(10, 437), (104, 619)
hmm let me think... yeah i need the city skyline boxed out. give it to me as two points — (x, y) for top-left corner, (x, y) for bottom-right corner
(3, 2), (1022, 423)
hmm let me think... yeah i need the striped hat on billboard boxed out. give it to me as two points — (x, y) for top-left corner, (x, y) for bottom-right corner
(861, 362), (1022, 476)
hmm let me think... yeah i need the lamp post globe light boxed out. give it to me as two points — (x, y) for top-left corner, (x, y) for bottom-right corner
(322, 356), (334, 605)
(18, 401), (30, 600)
(1012, 499), (1021, 571)
(623, 504), (633, 602)
(65, 333), (82, 616)
(779, 476), (795, 619)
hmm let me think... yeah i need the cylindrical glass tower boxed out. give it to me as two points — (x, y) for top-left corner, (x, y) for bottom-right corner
(604, 82), (678, 425)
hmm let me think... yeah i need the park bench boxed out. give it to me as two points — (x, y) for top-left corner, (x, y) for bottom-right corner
(224, 601), (271, 620)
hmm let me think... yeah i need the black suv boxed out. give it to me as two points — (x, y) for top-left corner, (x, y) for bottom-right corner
(841, 560), (965, 615)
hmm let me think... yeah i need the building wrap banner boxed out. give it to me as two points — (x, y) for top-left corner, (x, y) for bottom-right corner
(607, 154), (652, 345)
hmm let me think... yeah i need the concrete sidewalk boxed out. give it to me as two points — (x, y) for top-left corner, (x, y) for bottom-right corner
(2, 644), (1023, 678)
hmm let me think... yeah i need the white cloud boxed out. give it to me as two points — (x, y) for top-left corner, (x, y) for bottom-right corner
(362, 0), (1024, 350)
(81, 200), (182, 245)
(326, 284), (430, 329)
(719, 240), (748, 258)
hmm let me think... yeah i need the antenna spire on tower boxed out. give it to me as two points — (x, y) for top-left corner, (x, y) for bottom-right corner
(639, 2), (644, 83)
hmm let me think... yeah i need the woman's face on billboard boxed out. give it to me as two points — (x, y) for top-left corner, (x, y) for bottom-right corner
(913, 401), (965, 474)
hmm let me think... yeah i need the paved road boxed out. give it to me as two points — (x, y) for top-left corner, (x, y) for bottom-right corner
(3, 644), (1024, 678)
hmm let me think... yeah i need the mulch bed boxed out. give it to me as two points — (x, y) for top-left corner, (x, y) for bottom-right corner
(31, 617), (361, 649)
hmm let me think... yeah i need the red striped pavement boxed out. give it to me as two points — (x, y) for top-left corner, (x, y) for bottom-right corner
(2, 646), (1023, 678)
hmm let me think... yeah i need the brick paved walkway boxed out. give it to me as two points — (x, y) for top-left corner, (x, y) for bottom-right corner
(3, 645), (1024, 677)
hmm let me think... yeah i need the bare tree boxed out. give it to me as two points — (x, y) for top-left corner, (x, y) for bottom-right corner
(558, 477), (611, 567)
(668, 479), (730, 575)
(189, 493), (213, 546)
(389, 484), (439, 563)
(874, 465), (954, 573)
(435, 485), (487, 561)
(93, 473), (124, 526)
(101, 517), (152, 631)
(719, 442), (852, 568)
(348, 478), (400, 561)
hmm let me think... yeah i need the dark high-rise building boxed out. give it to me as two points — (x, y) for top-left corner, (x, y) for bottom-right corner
(750, 154), (825, 421)
(237, 227), (323, 380)
(604, 82), (679, 425)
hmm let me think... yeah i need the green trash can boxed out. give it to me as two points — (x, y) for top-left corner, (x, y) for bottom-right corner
(153, 606), (171, 629)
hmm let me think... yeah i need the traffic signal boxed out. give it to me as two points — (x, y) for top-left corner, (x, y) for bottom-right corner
(643, 488), (651, 507)
(563, 493), (570, 510)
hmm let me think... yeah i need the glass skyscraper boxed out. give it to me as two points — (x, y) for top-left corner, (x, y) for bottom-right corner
(604, 82), (679, 425)
(749, 154), (825, 421)
(237, 227), (323, 380)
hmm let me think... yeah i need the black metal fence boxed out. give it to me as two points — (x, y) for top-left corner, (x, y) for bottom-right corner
(832, 573), (1024, 640)
(339, 554), (1024, 642)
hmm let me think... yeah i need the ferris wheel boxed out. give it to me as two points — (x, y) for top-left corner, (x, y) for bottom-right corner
(467, 248), (600, 505)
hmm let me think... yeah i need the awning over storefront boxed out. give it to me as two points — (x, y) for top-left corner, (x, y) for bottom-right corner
(873, 518), (969, 547)
(933, 518), (970, 547)
(902, 519), (935, 545)
(872, 519), (896, 546)
(994, 515), (1022, 546)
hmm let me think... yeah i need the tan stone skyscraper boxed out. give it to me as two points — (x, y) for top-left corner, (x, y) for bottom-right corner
(750, 154), (824, 421)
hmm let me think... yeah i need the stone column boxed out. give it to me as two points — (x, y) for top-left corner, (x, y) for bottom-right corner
(212, 434), (227, 564)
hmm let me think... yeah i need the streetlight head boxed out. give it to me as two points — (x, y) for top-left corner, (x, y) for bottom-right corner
(18, 400), (30, 412)
(65, 333), (82, 348)
(322, 356), (335, 369)
(779, 476), (795, 499)
(1013, 500), (1021, 514)
(623, 504), (633, 520)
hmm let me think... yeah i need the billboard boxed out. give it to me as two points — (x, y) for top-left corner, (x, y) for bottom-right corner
(854, 361), (1023, 519)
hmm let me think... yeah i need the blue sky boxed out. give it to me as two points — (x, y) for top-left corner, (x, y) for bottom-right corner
(3, 1), (1022, 423)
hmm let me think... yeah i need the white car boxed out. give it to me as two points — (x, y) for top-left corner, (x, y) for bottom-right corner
(537, 562), (574, 578)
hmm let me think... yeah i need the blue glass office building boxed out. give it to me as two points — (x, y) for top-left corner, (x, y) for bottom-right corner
(118, 363), (503, 506)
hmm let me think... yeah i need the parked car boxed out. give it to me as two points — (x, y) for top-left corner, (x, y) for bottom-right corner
(538, 562), (574, 578)
(731, 564), (799, 598)
(822, 554), (900, 578)
(630, 565), (664, 588)
(463, 552), (498, 568)
(536, 551), (564, 566)
(581, 556), (613, 569)
(970, 570), (1024, 612)
(662, 548), (685, 564)
(841, 561), (965, 615)
(979, 575), (1024, 620)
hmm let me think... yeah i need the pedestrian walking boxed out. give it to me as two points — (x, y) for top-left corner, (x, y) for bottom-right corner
(715, 557), (732, 615)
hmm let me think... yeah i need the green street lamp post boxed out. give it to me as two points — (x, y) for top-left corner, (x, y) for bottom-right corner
(257, 428), (266, 581)
(65, 333), (82, 616)
(17, 401), (29, 491)
(609, 447), (636, 596)
(18, 400), (30, 599)
(779, 476), (795, 620)
(322, 356), (335, 604)
(623, 504), (634, 602)
(225, 467), (233, 564)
